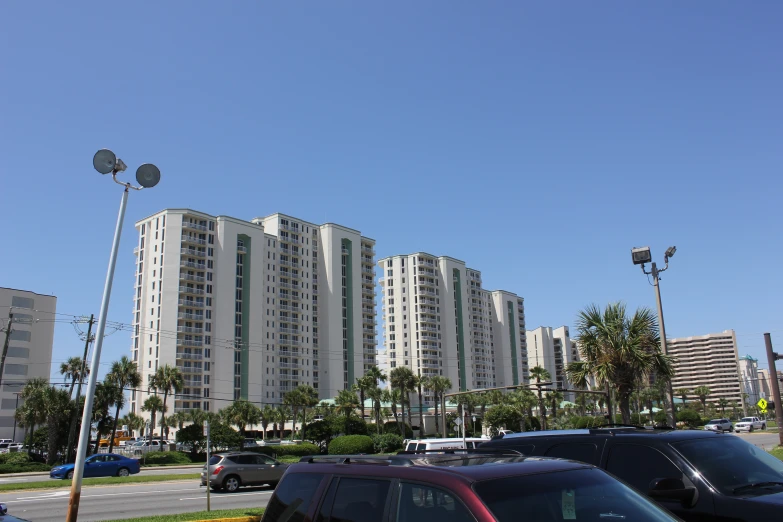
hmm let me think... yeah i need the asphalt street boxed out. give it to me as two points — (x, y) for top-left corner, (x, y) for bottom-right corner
(2, 479), (274, 522)
(733, 430), (783, 449)
(0, 466), (201, 485)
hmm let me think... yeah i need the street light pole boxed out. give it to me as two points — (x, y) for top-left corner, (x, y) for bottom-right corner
(66, 150), (160, 522)
(632, 246), (678, 429)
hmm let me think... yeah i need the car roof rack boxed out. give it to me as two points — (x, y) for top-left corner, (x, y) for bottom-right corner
(395, 448), (523, 456)
(298, 449), (524, 465)
(298, 455), (395, 465)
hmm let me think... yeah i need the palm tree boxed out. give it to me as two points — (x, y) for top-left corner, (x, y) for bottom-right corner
(121, 412), (146, 438)
(105, 356), (142, 452)
(142, 395), (165, 439)
(365, 366), (387, 388)
(509, 389), (537, 432)
(675, 388), (690, 410)
(428, 376), (452, 436)
(529, 366), (551, 430)
(222, 401), (262, 448)
(390, 367), (416, 437)
(415, 373), (426, 435)
(60, 356), (88, 399)
(642, 388), (657, 425)
(547, 390), (564, 423)
(566, 303), (674, 425)
(283, 389), (303, 440)
(694, 386), (711, 413)
(718, 398), (729, 417)
(16, 378), (48, 454)
(730, 400), (740, 420)
(575, 393), (591, 417)
(352, 375), (373, 421)
(260, 405), (274, 440)
(148, 364), (184, 440)
(382, 388), (401, 431)
(93, 381), (123, 447)
(296, 385), (319, 440)
(367, 386), (383, 434)
(41, 386), (72, 465)
(335, 389), (359, 418)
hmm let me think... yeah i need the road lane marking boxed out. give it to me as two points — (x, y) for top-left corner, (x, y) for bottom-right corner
(179, 491), (274, 501)
(9, 487), (200, 503)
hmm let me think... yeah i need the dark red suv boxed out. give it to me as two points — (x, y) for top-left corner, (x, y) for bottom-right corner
(260, 453), (680, 522)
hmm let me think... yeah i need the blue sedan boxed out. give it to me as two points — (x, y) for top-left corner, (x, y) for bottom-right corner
(50, 453), (141, 479)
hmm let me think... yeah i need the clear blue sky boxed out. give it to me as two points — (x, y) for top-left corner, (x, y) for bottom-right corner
(1, 2), (781, 383)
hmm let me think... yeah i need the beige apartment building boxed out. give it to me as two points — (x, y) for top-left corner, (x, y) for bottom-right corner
(668, 330), (743, 404)
(0, 288), (57, 441)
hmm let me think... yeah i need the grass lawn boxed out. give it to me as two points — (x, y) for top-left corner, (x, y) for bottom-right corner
(103, 508), (265, 522)
(769, 446), (783, 461)
(0, 473), (200, 493)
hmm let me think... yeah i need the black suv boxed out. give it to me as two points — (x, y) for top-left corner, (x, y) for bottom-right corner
(479, 427), (783, 521)
(259, 452), (679, 522)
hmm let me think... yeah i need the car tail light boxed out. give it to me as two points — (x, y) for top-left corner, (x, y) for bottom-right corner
(212, 466), (224, 475)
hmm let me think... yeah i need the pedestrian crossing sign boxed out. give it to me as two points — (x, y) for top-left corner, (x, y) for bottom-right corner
(757, 398), (768, 410)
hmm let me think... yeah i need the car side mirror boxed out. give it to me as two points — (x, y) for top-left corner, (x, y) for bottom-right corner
(648, 477), (698, 507)
(0, 502), (8, 515)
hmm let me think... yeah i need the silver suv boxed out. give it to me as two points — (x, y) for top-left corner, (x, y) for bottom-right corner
(201, 452), (288, 492)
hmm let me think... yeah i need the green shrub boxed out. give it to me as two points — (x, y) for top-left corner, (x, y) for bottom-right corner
(247, 443), (321, 458)
(383, 421), (412, 438)
(0, 462), (51, 474)
(140, 451), (193, 466)
(336, 417), (370, 436)
(570, 416), (606, 429)
(0, 452), (33, 465)
(677, 410), (703, 429)
(328, 435), (375, 455)
(372, 433), (403, 453)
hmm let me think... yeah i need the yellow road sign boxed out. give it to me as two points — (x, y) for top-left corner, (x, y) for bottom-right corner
(757, 398), (768, 410)
(760, 408), (768, 414)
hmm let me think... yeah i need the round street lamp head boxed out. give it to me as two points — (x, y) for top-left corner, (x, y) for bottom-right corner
(665, 246), (677, 258)
(136, 164), (161, 188)
(93, 149), (117, 174)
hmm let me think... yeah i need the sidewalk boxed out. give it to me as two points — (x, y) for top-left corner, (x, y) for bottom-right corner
(0, 464), (202, 479)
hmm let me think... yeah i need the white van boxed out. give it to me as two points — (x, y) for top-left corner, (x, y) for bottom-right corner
(404, 438), (487, 452)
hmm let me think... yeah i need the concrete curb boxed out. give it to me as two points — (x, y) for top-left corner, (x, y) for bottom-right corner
(0, 464), (202, 479)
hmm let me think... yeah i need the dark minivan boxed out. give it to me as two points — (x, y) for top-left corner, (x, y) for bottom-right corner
(479, 427), (783, 521)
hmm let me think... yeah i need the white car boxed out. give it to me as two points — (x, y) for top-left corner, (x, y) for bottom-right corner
(734, 416), (766, 432)
(703, 418), (733, 433)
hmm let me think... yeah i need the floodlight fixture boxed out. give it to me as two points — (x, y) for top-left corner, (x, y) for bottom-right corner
(136, 164), (161, 188)
(631, 246), (652, 265)
(665, 246), (677, 259)
(93, 149), (117, 174)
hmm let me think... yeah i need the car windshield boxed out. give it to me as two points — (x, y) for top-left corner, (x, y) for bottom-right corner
(673, 437), (783, 496)
(473, 468), (677, 521)
(740, 418), (755, 422)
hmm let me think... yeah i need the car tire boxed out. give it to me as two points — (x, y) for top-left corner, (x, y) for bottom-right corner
(66, 471), (74, 480)
(223, 475), (241, 493)
(749, 425), (754, 433)
(117, 467), (130, 477)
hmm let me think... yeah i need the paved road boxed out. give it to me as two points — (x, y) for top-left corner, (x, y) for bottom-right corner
(2, 479), (274, 522)
(0, 466), (201, 485)
(733, 430), (783, 449)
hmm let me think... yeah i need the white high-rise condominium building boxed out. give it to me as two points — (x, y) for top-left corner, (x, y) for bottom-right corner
(738, 354), (760, 410)
(378, 253), (527, 405)
(526, 326), (580, 401)
(0, 288), (56, 441)
(667, 330), (742, 404)
(130, 209), (376, 424)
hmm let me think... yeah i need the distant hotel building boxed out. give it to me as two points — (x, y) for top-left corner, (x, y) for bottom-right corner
(378, 253), (527, 406)
(130, 209), (376, 423)
(526, 326), (580, 401)
(668, 330), (743, 404)
(0, 288), (57, 441)
(738, 354), (760, 411)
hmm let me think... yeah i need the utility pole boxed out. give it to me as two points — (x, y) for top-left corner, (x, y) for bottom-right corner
(66, 315), (94, 463)
(763, 334), (783, 446)
(0, 311), (15, 390)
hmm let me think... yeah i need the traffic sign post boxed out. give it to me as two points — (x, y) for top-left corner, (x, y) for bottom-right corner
(204, 421), (210, 512)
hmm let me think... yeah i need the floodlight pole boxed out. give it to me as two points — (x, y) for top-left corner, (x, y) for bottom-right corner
(67, 158), (153, 522)
(642, 260), (677, 429)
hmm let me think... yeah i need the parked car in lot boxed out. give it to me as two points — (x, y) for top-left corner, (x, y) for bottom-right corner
(734, 417), (766, 432)
(704, 418), (733, 432)
(201, 452), (288, 492)
(479, 426), (783, 520)
(50, 453), (141, 479)
(260, 452), (679, 522)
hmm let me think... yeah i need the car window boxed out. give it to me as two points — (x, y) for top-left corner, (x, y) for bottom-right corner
(235, 455), (257, 465)
(208, 455), (222, 465)
(606, 444), (683, 492)
(106, 455), (120, 462)
(474, 468), (677, 521)
(416, 443), (426, 450)
(323, 477), (391, 522)
(260, 455), (277, 465)
(263, 473), (324, 522)
(397, 482), (475, 522)
(544, 443), (599, 464)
